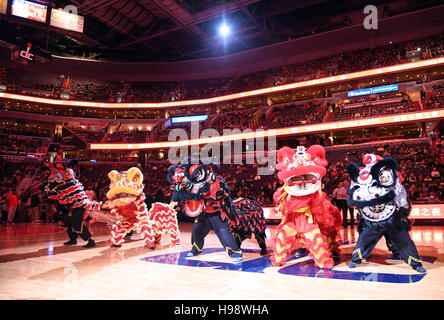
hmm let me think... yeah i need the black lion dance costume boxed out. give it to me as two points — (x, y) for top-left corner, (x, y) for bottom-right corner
(167, 160), (267, 261)
(346, 153), (425, 273)
(42, 158), (111, 248)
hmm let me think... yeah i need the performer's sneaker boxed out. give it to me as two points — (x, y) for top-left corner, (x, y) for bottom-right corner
(64, 239), (77, 245)
(232, 256), (243, 263)
(125, 231), (133, 238)
(332, 251), (341, 262)
(348, 261), (361, 268)
(83, 239), (96, 248)
(415, 266), (426, 273)
(110, 244), (121, 248)
(187, 251), (201, 257)
(295, 248), (307, 257)
(391, 250), (400, 259)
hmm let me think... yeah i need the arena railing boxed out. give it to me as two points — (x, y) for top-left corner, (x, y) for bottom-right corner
(89, 109), (444, 150)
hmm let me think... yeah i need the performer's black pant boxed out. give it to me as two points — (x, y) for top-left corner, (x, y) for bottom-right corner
(357, 216), (399, 256)
(351, 215), (422, 269)
(65, 207), (92, 241)
(190, 213), (242, 258)
(337, 200), (353, 226)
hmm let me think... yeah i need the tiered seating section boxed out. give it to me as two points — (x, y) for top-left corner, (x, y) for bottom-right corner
(2, 33), (443, 103)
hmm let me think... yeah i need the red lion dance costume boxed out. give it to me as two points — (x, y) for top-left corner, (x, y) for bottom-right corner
(105, 167), (180, 248)
(271, 145), (342, 268)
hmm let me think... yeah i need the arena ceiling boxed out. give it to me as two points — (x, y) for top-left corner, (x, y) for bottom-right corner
(0, 0), (441, 62)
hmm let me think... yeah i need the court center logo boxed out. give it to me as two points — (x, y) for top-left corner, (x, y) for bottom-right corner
(142, 245), (435, 284)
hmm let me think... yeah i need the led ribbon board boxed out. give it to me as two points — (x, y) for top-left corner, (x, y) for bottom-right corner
(1, 57), (444, 109)
(347, 84), (399, 97)
(171, 115), (208, 123)
(89, 109), (444, 150)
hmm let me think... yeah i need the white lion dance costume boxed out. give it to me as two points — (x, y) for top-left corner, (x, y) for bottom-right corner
(105, 167), (180, 248)
(346, 154), (425, 273)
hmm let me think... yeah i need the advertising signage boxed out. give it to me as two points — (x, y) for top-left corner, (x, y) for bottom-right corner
(347, 84), (399, 98)
(50, 8), (84, 33)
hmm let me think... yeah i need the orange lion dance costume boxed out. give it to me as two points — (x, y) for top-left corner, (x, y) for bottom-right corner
(105, 167), (180, 248)
(271, 145), (342, 268)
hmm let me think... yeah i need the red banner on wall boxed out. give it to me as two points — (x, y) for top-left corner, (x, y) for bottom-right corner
(263, 204), (444, 220)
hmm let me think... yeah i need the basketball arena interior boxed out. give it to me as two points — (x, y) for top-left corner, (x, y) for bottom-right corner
(0, 0), (443, 306)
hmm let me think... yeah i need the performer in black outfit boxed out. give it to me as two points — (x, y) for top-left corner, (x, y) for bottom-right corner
(191, 212), (243, 258)
(167, 159), (267, 261)
(41, 160), (99, 248)
(346, 153), (425, 273)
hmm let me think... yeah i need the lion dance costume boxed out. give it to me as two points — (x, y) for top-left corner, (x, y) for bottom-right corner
(271, 145), (342, 268)
(346, 154), (425, 273)
(42, 159), (104, 248)
(105, 167), (180, 248)
(167, 160), (267, 261)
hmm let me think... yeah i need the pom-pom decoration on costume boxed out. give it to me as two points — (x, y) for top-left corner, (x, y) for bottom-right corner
(271, 145), (342, 269)
(167, 160), (267, 257)
(346, 154), (425, 272)
(105, 167), (180, 248)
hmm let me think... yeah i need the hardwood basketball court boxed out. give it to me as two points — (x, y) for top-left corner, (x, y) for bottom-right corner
(1, 221), (443, 300)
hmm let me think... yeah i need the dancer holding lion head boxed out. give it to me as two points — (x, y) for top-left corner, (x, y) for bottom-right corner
(271, 145), (342, 269)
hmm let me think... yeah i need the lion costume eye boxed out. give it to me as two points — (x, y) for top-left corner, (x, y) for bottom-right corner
(379, 168), (394, 186)
(108, 170), (118, 182)
(126, 167), (143, 185)
(193, 168), (207, 183)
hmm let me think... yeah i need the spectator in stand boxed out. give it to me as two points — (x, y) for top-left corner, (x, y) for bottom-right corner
(429, 191), (439, 203)
(409, 184), (419, 201)
(0, 187), (7, 224)
(154, 188), (165, 203)
(6, 188), (20, 224)
(431, 167), (440, 180)
(27, 191), (41, 223)
(332, 181), (350, 227)
(85, 185), (96, 202)
(42, 198), (55, 223)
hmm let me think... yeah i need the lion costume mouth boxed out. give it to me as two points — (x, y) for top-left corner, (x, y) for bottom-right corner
(275, 145), (327, 198)
(113, 192), (136, 199)
(106, 186), (141, 201)
(184, 199), (205, 217)
(284, 173), (322, 196)
(361, 202), (396, 221)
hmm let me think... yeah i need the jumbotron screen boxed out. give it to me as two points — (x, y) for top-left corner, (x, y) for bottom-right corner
(11, 0), (47, 23)
(0, 0), (7, 14)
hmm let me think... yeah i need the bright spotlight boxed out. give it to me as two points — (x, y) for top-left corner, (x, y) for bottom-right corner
(219, 23), (230, 37)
